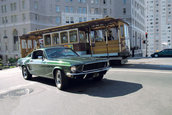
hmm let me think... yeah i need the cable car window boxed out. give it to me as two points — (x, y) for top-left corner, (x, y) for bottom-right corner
(60, 32), (68, 44)
(44, 34), (51, 46)
(69, 30), (78, 43)
(120, 25), (124, 37)
(52, 33), (60, 45)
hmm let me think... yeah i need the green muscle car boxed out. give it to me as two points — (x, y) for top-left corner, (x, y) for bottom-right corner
(18, 47), (110, 90)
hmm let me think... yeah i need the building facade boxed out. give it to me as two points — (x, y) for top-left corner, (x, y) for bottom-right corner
(146, 0), (172, 56)
(112, 0), (146, 57)
(0, 0), (112, 62)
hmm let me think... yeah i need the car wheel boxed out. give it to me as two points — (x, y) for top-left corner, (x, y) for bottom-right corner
(22, 66), (32, 80)
(55, 70), (68, 90)
(93, 74), (104, 81)
(154, 54), (159, 58)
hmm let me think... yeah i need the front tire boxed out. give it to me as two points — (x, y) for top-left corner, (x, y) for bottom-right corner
(54, 70), (68, 90)
(22, 66), (32, 80)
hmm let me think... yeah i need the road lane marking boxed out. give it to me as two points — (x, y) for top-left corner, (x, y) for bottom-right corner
(0, 82), (35, 94)
(110, 69), (172, 74)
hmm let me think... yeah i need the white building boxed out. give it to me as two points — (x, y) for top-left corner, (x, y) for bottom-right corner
(146, 0), (172, 56)
(112, 0), (146, 57)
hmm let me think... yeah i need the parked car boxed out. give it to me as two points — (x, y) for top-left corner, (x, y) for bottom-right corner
(0, 59), (2, 70)
(18, 47), (110, 90)
(151, 49), (172, 57)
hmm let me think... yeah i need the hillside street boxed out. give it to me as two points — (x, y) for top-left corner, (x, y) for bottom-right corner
(0, 58), (172, 115)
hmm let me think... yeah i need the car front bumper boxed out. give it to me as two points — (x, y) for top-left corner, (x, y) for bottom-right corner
(66, 67), (111, 78)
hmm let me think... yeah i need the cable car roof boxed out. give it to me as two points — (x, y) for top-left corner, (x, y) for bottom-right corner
(20, 17), (128, 39)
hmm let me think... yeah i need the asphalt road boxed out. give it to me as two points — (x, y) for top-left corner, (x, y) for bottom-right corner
(0, 58), (172, 115)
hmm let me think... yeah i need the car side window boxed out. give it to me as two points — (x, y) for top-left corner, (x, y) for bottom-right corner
(32, 50), (43, 59)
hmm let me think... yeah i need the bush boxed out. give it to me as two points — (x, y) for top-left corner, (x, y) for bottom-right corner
(8, 58), (18, 64)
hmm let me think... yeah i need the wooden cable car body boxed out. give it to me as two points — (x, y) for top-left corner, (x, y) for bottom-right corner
(20, 17), (130, 64)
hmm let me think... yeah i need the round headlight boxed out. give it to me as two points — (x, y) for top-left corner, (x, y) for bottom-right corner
(71, 66), (77, 73)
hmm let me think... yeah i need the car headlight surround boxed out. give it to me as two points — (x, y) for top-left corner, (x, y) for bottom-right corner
(71, 66), (77, 73)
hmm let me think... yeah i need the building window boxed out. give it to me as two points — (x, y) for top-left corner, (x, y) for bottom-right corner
(78, 0), (85, 3)
(1, 5), (7, 13)
(11, 15), (17, 23)
(22, 13), (26, 21)
(56, 16), (60, 24)
(95, 0), (99, 4)
(83, 17), (87, 21)
(66, 0), (73, 2)
(2, 17), (8, 24)
(13, 29), (19, 51)
(70, 6), (73, 13)
(79, 17), (82, 22)
(35, 14), (38, 21)
(91, 8), (94, 14)
(65, 6), (69, 13)
(83, 7), (86, 14)
(78, 7), (82, 13)
(123, 0), (126, 4)
(10, 3), (16, 11)
(123, 8), (126, 14)
(103, 8), (107, 14)
(23, 28), (26, 34)
(14, 3), (16, 11)
(70, 17), (74, 23)
(66, 17), (69, 23)
(95, 8), (99, 14)
(103, 0), (106, 4)
(22, 0), (25, 9)
(56, 6), (60, 12)
(34, 1), (38, 10)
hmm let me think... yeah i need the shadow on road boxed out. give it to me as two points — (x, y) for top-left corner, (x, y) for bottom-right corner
(66, 79), (143, 98)
(30, 77), (142, 98)
(31, 77), (56, 87)
(112, 64), (172, 71)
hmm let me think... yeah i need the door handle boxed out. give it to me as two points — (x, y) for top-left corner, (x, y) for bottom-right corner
(30, 60), (33, 62)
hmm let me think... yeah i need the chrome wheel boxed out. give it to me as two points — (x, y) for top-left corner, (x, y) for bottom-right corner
(22, 66), (32, 80)
(22, 67), (28, 79)
(155, 54), (158, 58)
(55, 70), (62, 89)
(54, 70), (68, 90)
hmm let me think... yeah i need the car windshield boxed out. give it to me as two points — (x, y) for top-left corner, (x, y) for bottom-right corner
(45, 48), (79, 58)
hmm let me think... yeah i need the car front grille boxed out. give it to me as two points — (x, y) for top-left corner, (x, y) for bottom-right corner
(83, 62), (107, 71)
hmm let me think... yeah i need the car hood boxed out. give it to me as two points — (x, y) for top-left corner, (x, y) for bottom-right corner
(49, 56), (108, 66)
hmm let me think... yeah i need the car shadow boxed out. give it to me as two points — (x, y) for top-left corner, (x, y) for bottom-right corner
(112, 64), (172, 71)
(66, 79), (143, 98)
(31, 77), (56, 87)
(30, 77), (142, 98)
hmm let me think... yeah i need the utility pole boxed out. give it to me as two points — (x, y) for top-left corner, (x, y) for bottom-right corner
(145, 32), (148, 57)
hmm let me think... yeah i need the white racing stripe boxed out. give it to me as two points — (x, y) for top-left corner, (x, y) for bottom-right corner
(0, 82), (35, 94)
(110, 69), (172, 74)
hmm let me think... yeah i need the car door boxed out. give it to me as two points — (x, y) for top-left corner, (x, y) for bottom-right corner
(27, 50), (44, 75)
(159, 50), (168, 57)
(163, 49), (171, 57)
(27, 50), (53, 78)
(169, 49), (172, 57)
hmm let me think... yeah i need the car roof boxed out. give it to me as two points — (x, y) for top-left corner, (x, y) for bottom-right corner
(163, 49), (172, 50)
(35, 46), (68, 51)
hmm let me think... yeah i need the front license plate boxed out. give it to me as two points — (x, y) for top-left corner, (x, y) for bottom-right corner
(93, 73), (99, 78)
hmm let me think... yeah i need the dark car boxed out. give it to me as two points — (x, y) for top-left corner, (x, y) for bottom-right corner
(151, 49), (172, 57)
(18, 47), (110, 90)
